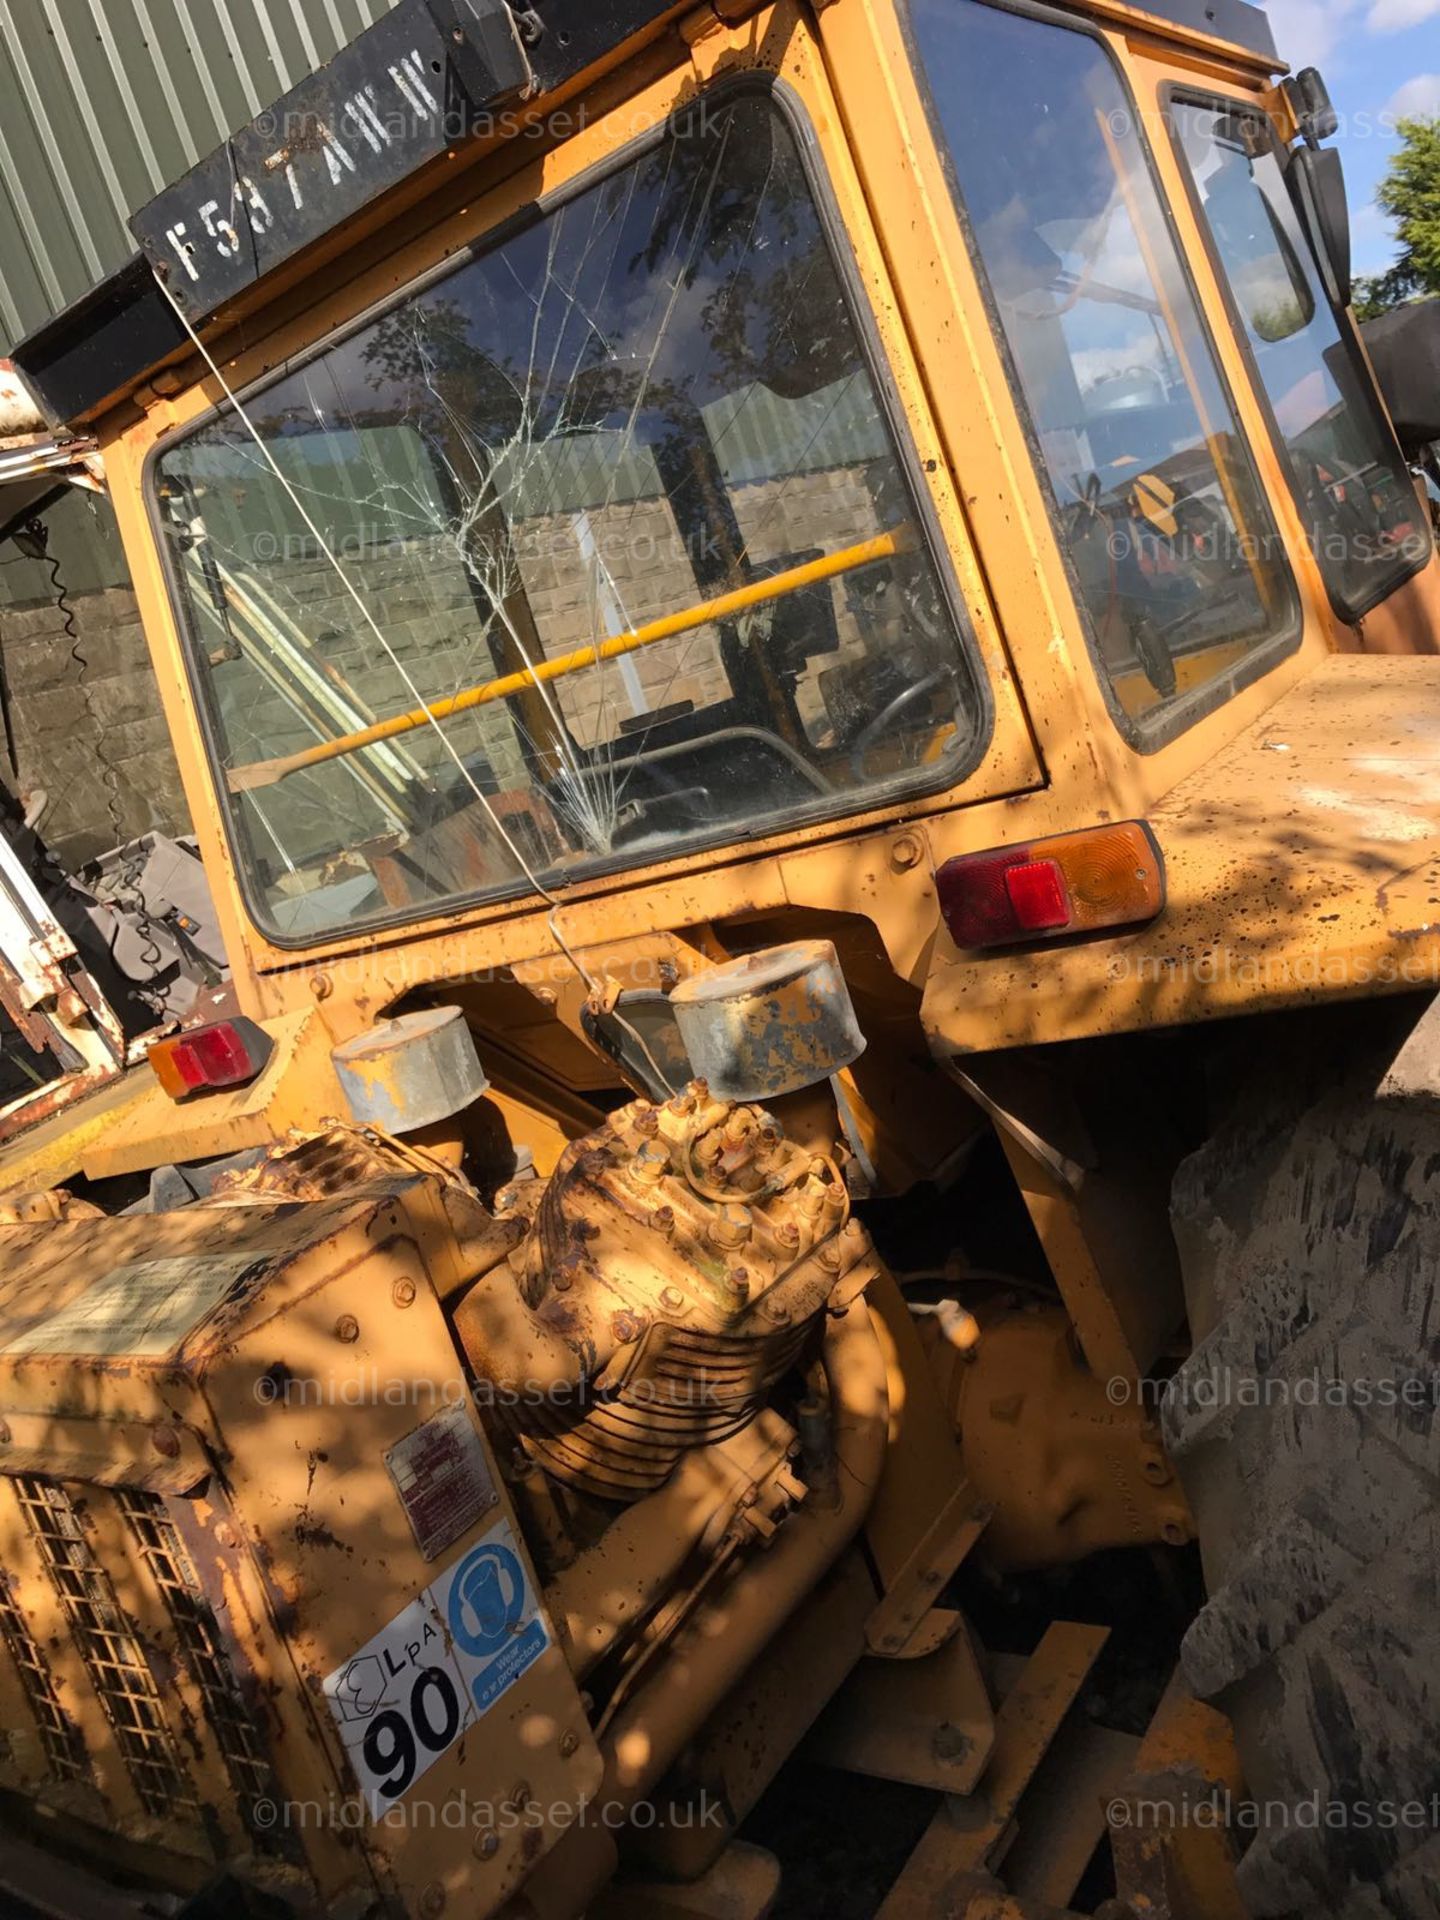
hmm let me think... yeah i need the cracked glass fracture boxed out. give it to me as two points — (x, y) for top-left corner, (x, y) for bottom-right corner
(155, 89), (981, 940)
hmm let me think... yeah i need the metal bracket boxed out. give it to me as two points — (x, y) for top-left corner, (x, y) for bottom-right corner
(865, 1482), (991, 1655)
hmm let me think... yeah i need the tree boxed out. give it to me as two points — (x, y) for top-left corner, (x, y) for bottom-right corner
(1353, 115), (1440, 319)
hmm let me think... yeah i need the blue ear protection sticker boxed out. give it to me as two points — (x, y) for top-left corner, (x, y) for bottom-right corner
(447, 1542), (525, 1658)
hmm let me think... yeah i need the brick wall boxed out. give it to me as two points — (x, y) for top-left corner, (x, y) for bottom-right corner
(0, 495), (191, 870)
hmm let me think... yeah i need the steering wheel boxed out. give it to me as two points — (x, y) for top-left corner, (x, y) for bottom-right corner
(849, 668), (959, 781)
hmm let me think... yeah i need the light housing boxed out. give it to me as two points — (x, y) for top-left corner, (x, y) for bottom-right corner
(148, 1017), (273, 1101)
(937, 822), (1165, 951)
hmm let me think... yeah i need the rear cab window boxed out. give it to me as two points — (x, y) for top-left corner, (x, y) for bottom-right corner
(903, 0), (1300, 745)
(150, 84), (985, 945)
(1169, 97), (1431, 621)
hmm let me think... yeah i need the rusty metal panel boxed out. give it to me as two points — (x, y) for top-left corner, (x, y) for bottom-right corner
(0, 0), (400, 351)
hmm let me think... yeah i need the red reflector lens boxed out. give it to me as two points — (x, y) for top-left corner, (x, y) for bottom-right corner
(937, 822), (1164, 951)
(1004, 858), (1071, 932)
(148, 1019), (272, 1101)
(937, 847), (1030, 948)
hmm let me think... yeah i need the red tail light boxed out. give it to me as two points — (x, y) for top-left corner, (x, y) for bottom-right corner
(148, 1018), (273, 1100)
(937, 822), (1165, 950)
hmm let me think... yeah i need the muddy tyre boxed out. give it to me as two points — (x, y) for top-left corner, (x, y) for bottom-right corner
(1165, 1010), (1440, 1920)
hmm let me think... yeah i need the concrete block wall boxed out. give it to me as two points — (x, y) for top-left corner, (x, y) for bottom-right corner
(0, 488), (192, 871)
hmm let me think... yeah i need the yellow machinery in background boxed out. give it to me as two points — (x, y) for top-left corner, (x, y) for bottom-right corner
(2, 0), (1440, 1916)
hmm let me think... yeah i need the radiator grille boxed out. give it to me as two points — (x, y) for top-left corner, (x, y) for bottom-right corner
(0, 1569), (89, 1784)
(117, 1490), (278, 1842)
(13, 1477), (196, 1821)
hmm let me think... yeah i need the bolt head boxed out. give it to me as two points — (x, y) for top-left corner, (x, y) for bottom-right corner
(559, 1730), (579, 1757)
(334, 1314), (360, 1344)
(474, 1830), (500, 1861)
(420, 1881), (446, 1918)
(392, 1278), (417, 1309)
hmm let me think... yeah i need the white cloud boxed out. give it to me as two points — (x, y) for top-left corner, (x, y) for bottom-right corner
(1261, 0), (1361, 67)
(1385, 72), (1440, 118)
(1263, 0), (1440, 58)
(1367, 0), (1440, 29)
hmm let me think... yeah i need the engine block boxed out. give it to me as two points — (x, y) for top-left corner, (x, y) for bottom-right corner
(454, 1083), (874, 1499)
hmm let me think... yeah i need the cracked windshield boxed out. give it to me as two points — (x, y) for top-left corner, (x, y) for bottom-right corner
(910, 0), (1295, 729)
(154, 88), (979, 942)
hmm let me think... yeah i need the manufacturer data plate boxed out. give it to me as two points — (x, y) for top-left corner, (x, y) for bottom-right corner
(385, 1401), (498, 1561)
(1, 1253), (266, 1358)
(323, 1519), (549, 1816)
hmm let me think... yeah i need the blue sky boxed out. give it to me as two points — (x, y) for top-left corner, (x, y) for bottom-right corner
(1261, 1), (1440, 276)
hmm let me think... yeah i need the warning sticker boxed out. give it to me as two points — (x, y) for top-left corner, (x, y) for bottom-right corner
(323, 1519), (550, 1817)
(1, 1253), (266, 1358)
(385, 1402), (497, 1561)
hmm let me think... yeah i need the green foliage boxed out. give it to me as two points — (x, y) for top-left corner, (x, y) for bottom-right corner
(1354, 115), (1440, 318)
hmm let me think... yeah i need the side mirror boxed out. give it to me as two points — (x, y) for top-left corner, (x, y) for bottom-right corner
(1361, 302), (1440, 460)
(1287, 145), (1351, 310)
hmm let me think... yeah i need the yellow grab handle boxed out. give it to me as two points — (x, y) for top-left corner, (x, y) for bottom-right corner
(227, 525), (913, 792)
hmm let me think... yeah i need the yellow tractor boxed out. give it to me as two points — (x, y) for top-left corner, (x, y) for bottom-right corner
(2, 0), (1440, 1915)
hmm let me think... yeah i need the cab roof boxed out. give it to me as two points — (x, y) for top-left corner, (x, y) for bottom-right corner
(11, 0), (1278, 431)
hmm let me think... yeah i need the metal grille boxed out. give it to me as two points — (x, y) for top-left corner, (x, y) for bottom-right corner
(13, 1477), (195, 1820)
(117, 1489), (279, 1842)
(0, 1569), (89, 1784)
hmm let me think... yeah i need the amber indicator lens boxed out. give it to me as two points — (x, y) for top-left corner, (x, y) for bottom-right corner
(148, 1018), (273, 1100)
(937, 822), (1165, 950)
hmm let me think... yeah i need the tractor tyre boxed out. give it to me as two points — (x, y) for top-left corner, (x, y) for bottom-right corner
(1165, 1004), (1440, 1919)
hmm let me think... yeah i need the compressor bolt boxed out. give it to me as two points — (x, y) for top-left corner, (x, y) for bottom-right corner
(474, 1830), (500, 1861)
(392, 1279), (417, 1309)
(334, 1314), (360, 1343)
(559, 1730), (579, 1757)
(420, 1882), (446, 1917)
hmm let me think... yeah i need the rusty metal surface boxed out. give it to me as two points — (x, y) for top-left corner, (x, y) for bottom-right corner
(669, 939), (866, 1102)
(807, 1613), (997, 1794)
(72, 1008), (335, 1182)
(863, 1481), (991, 1656)
(922, 1304), (1192, 1570)
(925, 656), (1440, 1057)
(455, 1084), (873, 1500)
(1107, 1671), (1250, 1920)
(877, 1622), (1109, 1920)
(590, 1840), (782, 1920)
(628, 1549), (878, 1882)
(0, 1153), (602, 1914)
(331, 1005), (490, 1133)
